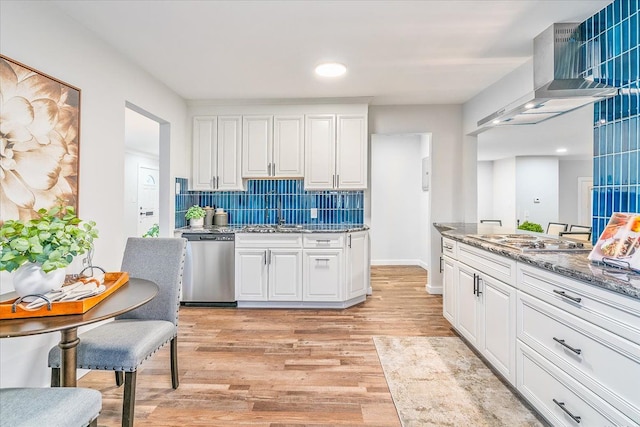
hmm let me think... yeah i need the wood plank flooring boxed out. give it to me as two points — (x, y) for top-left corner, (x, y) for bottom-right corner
(81, 266), (456, 426)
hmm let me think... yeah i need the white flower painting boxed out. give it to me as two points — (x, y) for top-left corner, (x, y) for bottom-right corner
(0, 55), (80, 223)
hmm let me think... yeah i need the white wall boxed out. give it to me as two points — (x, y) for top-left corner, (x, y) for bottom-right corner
(370, 134), (430, 268)
(559, 159), (592, 226)
(493, 158), (517, 228)
(368, 105), (463, 291)
(477, 161), (494, 221)
(0, 0), (188, 387)
(515, 157), (559, 228)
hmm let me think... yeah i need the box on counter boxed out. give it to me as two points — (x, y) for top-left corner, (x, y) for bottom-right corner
(588, 213), (640, 269)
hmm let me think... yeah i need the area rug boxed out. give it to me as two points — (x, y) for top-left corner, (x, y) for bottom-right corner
(373, 336), (543, 427)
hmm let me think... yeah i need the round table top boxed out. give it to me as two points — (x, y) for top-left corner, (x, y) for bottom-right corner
(0, 278), (158, 338)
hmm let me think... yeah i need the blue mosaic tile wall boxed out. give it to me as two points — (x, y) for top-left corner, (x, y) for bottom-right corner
(586, 0), (640, 241)
(175, 178), (364, 227)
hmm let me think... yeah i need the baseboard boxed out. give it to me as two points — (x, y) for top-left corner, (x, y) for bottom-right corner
(426, 283), (442, 295)
(371, 259), (422, 266)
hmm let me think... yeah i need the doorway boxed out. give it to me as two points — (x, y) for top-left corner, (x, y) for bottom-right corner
(124, 104), (166, 238)
(370, 133), (431, 270)
(577, 176), (593, 227)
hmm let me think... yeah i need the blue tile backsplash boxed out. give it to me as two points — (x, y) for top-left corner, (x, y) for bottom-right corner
(175, 178), (364, 228)
(587, 0), (640, 241)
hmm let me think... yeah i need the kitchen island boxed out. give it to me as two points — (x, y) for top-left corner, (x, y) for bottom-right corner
(435, 222), (640, 426)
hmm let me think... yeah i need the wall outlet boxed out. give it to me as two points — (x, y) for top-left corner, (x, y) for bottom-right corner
(175, 182), (181, 195)
(310, 208), (318, 219)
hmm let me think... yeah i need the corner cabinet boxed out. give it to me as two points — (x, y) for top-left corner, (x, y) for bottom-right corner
(242, 115), (304, 179)
(304, 114), (367, 190)
(192, 116), (243, 191)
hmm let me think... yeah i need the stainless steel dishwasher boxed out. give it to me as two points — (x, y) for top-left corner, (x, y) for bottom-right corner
(181, 233), (236, 306)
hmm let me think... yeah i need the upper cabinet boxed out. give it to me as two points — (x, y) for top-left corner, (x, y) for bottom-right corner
(304, 114), (367, 190)
(192, 116), (243, 191)
(242, 115), (304, 179)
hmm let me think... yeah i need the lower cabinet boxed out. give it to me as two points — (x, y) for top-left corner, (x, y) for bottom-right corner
(235, 247), (302, 301)
(303, 249), (343, 301)
(345, 231), (368, 300)
(442, 255), (456, 325)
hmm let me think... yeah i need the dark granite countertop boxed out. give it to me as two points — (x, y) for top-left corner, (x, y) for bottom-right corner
(434, 222), (640, 301)
(177, 224), (369, 234)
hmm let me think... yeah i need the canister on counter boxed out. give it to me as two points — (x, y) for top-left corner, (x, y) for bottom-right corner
(213, 209), (228, 226)
(204, 206), (215, 226)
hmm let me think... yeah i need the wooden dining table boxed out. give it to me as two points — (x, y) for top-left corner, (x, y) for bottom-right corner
(0, 278), (158, 387)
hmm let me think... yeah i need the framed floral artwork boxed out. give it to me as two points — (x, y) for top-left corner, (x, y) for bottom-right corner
(0, 55), (81, 223)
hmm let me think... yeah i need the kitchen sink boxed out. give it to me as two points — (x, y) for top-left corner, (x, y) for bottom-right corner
(241, 224), (304, 233)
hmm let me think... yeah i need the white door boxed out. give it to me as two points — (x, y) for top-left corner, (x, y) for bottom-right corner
(442, 256), (456, 325)
(456, 264), (481, 347)
(235, 249), (268, 301)
(217, 116), (243, 190)
(578, 177), (593, 227)
(345, 232), (368, 300)
(137, 166), (159, 237)
(192, 116), (216, 190)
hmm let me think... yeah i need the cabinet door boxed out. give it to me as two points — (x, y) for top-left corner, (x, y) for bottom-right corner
(336, 115), (367, 189)
(273, 115), (304, 177)
(304, 114), (335, 190)
(442, 256), (456, 326)
(303, 249), (343, 301)
(242, 115), (272, 178)
(268, 249), (302, 301)
(192, 116), (216, 190)
(345, 232), (368, 300)
(480, 274), (516, 385)
(217, 116), (243, 190)
(456, 263), (482, 347)
(235, 249), (268, 301)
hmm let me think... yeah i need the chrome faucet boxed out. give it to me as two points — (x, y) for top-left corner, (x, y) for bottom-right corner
(277, 197), (285, 225)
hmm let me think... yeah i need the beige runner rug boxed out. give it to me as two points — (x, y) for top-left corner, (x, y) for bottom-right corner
(373, 336), (543, 427)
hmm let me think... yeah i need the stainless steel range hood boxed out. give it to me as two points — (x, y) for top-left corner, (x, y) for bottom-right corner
(477, 23), (618, 130)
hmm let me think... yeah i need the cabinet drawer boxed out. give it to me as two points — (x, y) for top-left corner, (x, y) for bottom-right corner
(518, 264), (640, 346)
(236, 233), (302, 248)
(303, 233), (344, 248)
(517, 341), (638, 427)
(457, 243), (516, 285)
(442, 237), (457, 258)
(518, 291), (640, 420)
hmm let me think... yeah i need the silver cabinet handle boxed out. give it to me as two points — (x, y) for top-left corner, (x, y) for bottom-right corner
(553, 337), (582, 355)
(211, 176), (215, 189)
(315, 258), (330, 262)
(443, 244), (453, 250)
(267, 250), (271, 265)
(473, 273), (477, 295)
(348, 235), (352, 248)
(476, 276), (482, 296)
(439, 256), (444, 273)
(272, 162), (275, 176)
(553, 289), (582, 304)
(552, 399), (581, 424)
(268, 163), (272, 176)
(336, 174), (339, 188)
(264, 250), (267, 265)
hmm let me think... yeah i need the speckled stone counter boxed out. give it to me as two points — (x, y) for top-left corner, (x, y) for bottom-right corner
(434, 222), (640, 301)
(177, 224), (369, 234)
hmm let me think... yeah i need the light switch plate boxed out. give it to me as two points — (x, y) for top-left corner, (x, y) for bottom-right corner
(310, 208), (318, 219)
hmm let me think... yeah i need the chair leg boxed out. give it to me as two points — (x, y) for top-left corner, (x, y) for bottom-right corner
(89, 418), (98, 427)
(170, 337), (179, 389)
(115, 370), (124, 386)
(122, 371), (137, 427)
(51, 368), (60, 387)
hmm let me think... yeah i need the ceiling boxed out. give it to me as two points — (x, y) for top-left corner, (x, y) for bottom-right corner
(52, 0), (610, 106)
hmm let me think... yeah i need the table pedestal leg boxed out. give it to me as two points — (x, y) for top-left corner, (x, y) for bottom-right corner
(59, 328), (79, 387)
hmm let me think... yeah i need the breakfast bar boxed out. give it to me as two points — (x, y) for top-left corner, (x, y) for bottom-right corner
(434, 222), (640, 426)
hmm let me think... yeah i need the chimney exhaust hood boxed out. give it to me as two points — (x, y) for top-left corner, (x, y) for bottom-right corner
(476, 23), (618, 131)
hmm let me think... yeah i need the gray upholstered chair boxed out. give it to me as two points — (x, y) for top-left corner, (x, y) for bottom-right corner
(0, 387), (101, 427)
(48, 237), (187, 427)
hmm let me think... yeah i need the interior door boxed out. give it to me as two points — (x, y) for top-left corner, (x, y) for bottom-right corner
(137, 165), (159, 237)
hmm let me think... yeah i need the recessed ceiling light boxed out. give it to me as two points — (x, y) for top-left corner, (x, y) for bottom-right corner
(556, 148), (567, 153)
(492, 119), (501, 124)
(524, 102), (537, 109)
(315, 62), (347, 77)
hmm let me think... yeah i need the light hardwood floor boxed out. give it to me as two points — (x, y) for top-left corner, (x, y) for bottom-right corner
(81, 266), (456, 426)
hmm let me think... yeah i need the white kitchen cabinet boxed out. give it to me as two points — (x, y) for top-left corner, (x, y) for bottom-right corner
(192, 116), (243, 191)
(303, 249), (343, 301)
(235, 248), (268, 301)
(455, 261), (483, 348)
(304, 114), (367, 190)
(446, 241), (517, 385)
(345, 231), (368, 300)
(242, 115), (304, 178)
(480, 273), (517, 384)
(235, 234), (302, 302)
(442, 255), (456, 325)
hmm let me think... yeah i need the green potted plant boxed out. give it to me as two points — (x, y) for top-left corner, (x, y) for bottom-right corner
(0, 205), (99, 297)
(185, 205), (206, 228)
(517, 221), (543, 233)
